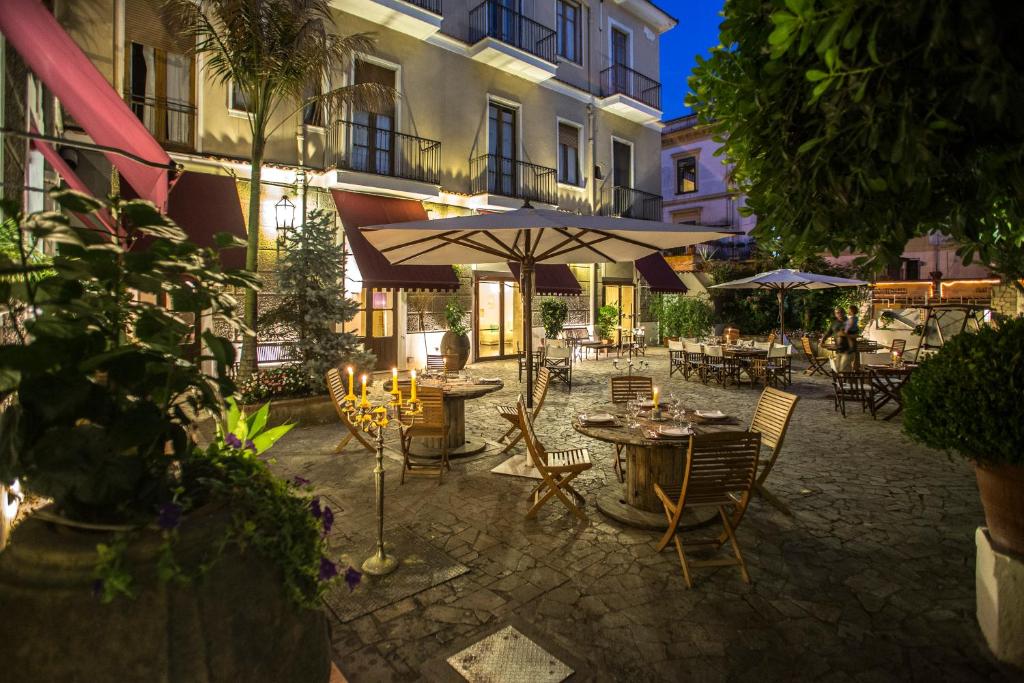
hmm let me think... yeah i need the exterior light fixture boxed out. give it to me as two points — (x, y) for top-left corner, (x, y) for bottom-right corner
(275, 194), (296, 251)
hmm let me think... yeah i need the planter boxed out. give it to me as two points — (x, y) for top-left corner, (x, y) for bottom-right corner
(0, 506), (331, 682)
(440, 331), (470, 369)
(244, 394), (336, 427)
(976, 462), (1024, 557)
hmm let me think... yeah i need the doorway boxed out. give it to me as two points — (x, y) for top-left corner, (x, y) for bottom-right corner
(488, 102), (517, 196)
(352, 60), (396, 176)
(475, 276), (521, 360)
(363, 289), (397, 370)
(602, 282), (635, 345)
(611, 138), (634, 216)
(611, 27), (630, 91)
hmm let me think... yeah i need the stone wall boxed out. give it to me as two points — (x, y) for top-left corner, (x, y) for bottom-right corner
(991, 284), (1023, 318)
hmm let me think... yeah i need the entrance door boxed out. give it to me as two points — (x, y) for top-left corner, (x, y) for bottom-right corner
(364, 289), (397, 370)
(488, 103), (517, 196)
(612, 139), (633, 216)
(476, 277), (521, 359)
(603, 282), (635, 345)
(352, 61), (396, 176)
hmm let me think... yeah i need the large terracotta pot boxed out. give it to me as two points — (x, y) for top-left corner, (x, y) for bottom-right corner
(0, 506), (331, 682)
(975, 462), (1024, 557)
(440, 331), (470, 369)
(724, 327), (740, 344)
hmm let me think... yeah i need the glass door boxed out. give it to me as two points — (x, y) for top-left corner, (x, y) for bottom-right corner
(363, 289), (396, 370)
(476, 277), (521, 359)
(352, 61), (396, 176)
(611, 28), (630, 92)
(603, 283), (635, 345)
(612, 139), (633, 216)
(488, 103), (517, 196)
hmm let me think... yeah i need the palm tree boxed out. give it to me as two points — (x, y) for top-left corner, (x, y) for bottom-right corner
(165, 0), (393, 378)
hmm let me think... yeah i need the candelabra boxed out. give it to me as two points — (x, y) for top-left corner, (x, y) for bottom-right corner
(338, 368), (422, 575)
(613, 357), (649, 376)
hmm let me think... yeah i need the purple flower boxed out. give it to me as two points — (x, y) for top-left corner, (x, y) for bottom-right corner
(224, 433), (242, 449)
(157, 502), (182, 530)
(321, 505), (334, 536)
(344, 566), (362, 592)
(319, 556), (338, 582)
(309, 496), (322, 519)
(292, 475), (311, 488)
(244, 439), (256, 452)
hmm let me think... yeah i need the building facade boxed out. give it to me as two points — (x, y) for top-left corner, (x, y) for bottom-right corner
(8, 0), (676, 370)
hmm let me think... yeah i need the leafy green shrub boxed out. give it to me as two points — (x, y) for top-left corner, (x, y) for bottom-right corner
(596, 304), (619, 341)
(540, 297), (569, 339)
(238, 365), (313, 405)
(445, 297), (469, 337)
(656, 295), (714, 339)
(902, 318), (1024, 466)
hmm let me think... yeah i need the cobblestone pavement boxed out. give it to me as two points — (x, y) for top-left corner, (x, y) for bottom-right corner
(269, 349), (1014, 682)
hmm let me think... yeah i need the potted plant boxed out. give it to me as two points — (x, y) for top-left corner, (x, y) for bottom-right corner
(440, 296), (470, 369)
(902, 317), (1024, 556)
(539, 297), (569, 343)
(0, 192), (346, 681)
(596, 304), (619, 343)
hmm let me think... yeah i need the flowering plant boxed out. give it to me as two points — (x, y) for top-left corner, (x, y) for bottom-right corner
(238, 365), (313, 404)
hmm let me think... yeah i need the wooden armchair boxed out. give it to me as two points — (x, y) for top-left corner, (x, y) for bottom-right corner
(831, 372), (876, 418)
(496, 368), (550, 453)
(325, 368), (375, 453)
(654, 431), (762, 588)
(800, 336), (829, 376)
(609, 375), (654, 482)
(683, 342), (704, 381)
(517, 395), (593, 520)
(667, 339), (685, 378)
(543, 345), (573, 391)
(516, 342), (545, 383)
(890, 338), (907, 358)
(747, 387), (799, 515)
(397, 385), (449, 483)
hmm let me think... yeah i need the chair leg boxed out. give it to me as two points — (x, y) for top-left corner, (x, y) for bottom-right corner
(334, 432), (353, 453)
(500, 430), (524, 454)
(718, 506), (751, 584)
(400, 435), (409, 485)
(673, 534), (694, 589)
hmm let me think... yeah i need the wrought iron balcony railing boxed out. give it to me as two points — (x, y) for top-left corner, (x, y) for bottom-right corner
(407, 0), (442, 14)
(328, 119), (441, 185)
(470, 154), (557, 205)
(468, 1), (556, 63)
(599, 185), (663, 221)
(600, 64), (662, 110)
(125, 94), (196, 150)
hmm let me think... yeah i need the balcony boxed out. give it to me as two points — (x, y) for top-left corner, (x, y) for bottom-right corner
(328, 120), (441, 197)
(467, 1), (557, 83)
(470, 154), (557, 206)
(329, 0), (441, 39)
(597, 65), (662, 125)
(599, 185), (662, 221)
(125, 94), (196, 151)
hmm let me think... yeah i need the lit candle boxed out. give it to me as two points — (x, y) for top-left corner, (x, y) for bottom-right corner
(360, 374), (368, 404)
(409, 369), (418, 402)
(347, 366), (354, 396)
(391, 367), (398, 393)
(652, 386), (659, 406)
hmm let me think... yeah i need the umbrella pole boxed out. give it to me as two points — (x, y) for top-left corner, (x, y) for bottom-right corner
(522, 259), (535, 409)
(778, 289), (785, 344)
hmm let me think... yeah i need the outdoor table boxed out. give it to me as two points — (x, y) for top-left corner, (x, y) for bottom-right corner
(573, 407), (742, 529)
(723, 347), (768, 386)
(865, 364), (917, 420)
(580, 341), (615, 360)
(414, 379), (504, 457)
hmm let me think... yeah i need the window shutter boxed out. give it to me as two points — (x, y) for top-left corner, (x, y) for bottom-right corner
(125, 0), (192, 54)
(558, 122), (578, 149)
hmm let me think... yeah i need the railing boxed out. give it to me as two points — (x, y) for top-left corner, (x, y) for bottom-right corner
(406, 0), (442, 14)
(600, 65), (662, 110)
(468, 1), (557, 63)
(470, 154), (557, 205)
(124, 94), (196, 150)
(328, 120), (441, 185)
(599, 185), (662, 221)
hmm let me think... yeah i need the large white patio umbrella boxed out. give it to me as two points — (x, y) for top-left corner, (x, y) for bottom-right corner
(710, 268), (868, 342)
(361, 203), (729, 407)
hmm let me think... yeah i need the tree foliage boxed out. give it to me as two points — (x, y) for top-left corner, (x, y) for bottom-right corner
(261, 209), (374, 392)
(689, 0), (1024, 282)
(654, 295), (715, 339)
(539, 297), (569, 339)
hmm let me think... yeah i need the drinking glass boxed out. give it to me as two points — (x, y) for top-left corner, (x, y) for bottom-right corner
(626, 399), (640, 430)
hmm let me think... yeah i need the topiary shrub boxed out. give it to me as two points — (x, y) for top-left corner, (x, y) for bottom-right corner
(596, 305), (619, 341)
(902, 317), (1024, 466)
(539, 297), (569, 340)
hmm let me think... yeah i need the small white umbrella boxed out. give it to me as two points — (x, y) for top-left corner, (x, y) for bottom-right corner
(361, 204), (729, 407)
(710, 268), (868, 342)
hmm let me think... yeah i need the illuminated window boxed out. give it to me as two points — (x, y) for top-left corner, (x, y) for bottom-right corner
(676, 156), (697, 194)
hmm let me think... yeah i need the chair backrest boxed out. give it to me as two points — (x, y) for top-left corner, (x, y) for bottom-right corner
(426, 354), (457, 374)
(766, 332), (777, 344)
(860, 351), (892, 366)
(516, 395), (547, 468)
(704, 345), (723, 358)
(800, 336), (815, 358)
(749, 387), (799, 453)
(325, 368), (348, 417)
(684, 341), (703, 354)
(682, 431), (761, 506)
(667, 339), (684, 351)
(398, 382), (445, 428)
(532, 367), (551, 414)
(768, 344), (791, 358)
(891, 338), (907, 356)
(753, 341), (772, 351)
(546, 345), (572, 361)
(832, 371), (872, 393)
(609, 375), (653, 403)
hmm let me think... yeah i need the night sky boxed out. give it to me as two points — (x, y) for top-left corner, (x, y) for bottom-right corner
(656, 0), (725, 121)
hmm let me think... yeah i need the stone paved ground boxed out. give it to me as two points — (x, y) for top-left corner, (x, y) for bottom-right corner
(269, 348), (1017, 682)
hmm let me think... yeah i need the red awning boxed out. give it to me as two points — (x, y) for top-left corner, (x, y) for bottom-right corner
(31, 132), (117, 235)
(0, 0), (172, 209)
(507, 262), (583, 296)
(124, 171), (247, 269)
(331, 190), (459, 292)
(635, 253), (687, 293)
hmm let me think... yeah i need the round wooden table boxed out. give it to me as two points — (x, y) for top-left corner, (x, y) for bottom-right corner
(414, 380), (504, 458)
(573, 408), (741, 529)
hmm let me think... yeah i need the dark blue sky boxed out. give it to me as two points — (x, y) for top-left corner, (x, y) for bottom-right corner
(657, 0), (724, 121)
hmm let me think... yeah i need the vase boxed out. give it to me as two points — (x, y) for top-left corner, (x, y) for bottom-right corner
(0, 505), (331, 682)
(440, 331), (470, 369)
(975, 462), (1024, 557)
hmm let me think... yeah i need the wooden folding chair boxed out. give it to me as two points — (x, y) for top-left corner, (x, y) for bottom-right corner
(747, 387), (799, 516)
(543, 345), (573, 391)
(609, 375), (653, 482)
(517, 395), (593, 520)
(426, 354), (458, 377)
(667, 339), (685, 378)
(683, 341), (704, 380)
(766, 344), (792, 386)
(890, 338), (906, 358)
(496, 368), (550, 453)
(831, 371), (876, 418)
(800, 336), (830, 376)
(654, 431), (761, 588)
(325, 368), (375, 453)
(398, 385), (449, 483)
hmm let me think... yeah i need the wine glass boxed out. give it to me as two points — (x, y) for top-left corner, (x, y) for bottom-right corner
(626, 399), (640, 430)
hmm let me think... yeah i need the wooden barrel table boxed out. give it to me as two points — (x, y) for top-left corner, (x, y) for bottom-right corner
(414, 380), (504, 457)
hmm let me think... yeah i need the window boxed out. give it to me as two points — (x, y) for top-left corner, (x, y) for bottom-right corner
(352, 60), (397, 175)
(676, 156), (697, 194)
(557, 122), (581, 186)
(126, 43), (194, 147)
(303, 79), (324, 127)
(229, 81), (251, 113)
(556, 0), (581, 63)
